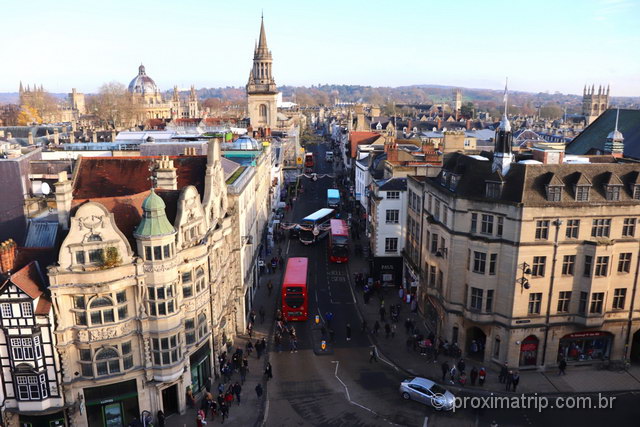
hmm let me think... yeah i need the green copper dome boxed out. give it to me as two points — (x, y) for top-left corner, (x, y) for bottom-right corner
(135, 190), (175, 237)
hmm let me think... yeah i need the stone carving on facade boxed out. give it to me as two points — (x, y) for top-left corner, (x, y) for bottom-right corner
(89, 326), (120, 341)
(143, 338), (152, 366)
(143, 260), (178, 273)
(77, 329), (89, 341)
(77, 215), (105, 231)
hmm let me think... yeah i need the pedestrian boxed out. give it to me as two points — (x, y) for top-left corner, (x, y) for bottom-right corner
(373, 321), (380, 335)
(255, 383), (263, 399)
(346, 323), (352, 341)
(559, 358), (567, 376)
(470, 367), (478, 386)
(250, 310), (256, 325)
(441, 361), (450, 382)
(369, 346), (378, 363)
(505, 370), (514, 391)
(156, 410), (165, 427)
(261, 337), (267, 355)
(459, 371), (467, 387)
(449, 365), (457, 384)
(404, 318), (412, 334)
(219, 401), (229, 423)
(267, 280), (273, 296)
(499, 363), (508, 383)
(233, 382), (242, 405)
(325, 311), (334, 326)
(196, 411), (206, 427)
(391, 323), (396, 338)
(457, 358), (466, 373)
(186, 386), (195, 408)
(478, 367), (487, 386)
(384, 323), (391, 339)
(239, 364), (248, 384)
(247, 322), (253, 338)
(259, 306), (265, 324)
(512, 371), (520, 392)
(379, 305), (386, 322)
(265, 362), (273, 380)
(256, 339), (263, 359)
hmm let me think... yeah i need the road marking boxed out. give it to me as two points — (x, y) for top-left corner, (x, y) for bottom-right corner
(286, 239), (291, 255)
(331, 361), (401, 426)
(423, 417), (428, 427)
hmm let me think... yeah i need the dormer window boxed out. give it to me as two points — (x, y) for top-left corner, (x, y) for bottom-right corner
(440, 171), (449, 187)
(449, 174), (460, 191)
(575, 185), (590, 202)
(605, 185), (621, 201)
(546, 185), (562, 202)
(486, 182), (502, 199)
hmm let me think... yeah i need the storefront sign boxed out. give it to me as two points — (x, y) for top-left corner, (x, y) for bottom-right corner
(564, 331), (610, 339)
(515, 320), (530, 324)
(521, 343), (538, 351)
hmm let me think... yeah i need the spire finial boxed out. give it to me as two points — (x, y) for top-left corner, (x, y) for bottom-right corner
(615, 108), (620, 133)
(503, 77), (509, 117)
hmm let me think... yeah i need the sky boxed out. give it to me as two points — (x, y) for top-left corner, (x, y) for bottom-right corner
(2, 0), (640, 96)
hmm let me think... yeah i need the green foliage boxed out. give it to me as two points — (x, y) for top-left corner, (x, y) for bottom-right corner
(100, 247), (122, 269)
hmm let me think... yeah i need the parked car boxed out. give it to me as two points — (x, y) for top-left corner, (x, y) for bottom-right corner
(399, 377), (455, 411)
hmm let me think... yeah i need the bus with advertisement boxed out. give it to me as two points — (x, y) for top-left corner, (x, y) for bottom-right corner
(298, 208), (335, 245)
(281, 257), (309, 321)
(304, 152), (314, 172)
(328, 219), (349, 263)
(327, 189), (340, 208)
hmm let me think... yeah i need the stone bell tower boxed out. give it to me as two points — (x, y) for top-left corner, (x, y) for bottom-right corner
(246, 15), (278, 131)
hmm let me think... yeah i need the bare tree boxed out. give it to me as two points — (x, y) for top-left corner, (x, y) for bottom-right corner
(87, 82), (141, 129)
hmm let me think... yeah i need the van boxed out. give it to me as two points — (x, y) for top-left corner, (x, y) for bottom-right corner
(325, 151), (334, 161)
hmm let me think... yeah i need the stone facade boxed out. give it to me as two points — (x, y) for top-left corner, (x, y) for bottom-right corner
(246, 18), (278, 130)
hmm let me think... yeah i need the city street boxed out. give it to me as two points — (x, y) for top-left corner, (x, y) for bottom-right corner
(263, 138), (640, 427)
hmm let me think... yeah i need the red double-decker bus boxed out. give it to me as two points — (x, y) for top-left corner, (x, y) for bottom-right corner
(304, 152), (314, 173)
(281, 257), (309, 321)
(328, 219), (349, 263)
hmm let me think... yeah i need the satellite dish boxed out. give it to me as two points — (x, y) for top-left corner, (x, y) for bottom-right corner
(32, 181), (51, 196)
(41, 182), (51, 195)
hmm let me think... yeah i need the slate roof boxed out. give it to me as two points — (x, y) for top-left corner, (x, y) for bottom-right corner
(434, 152), (640, 207)
(377, 177), (407, 192)
(24, 222), (58, 248)
(566, 109), (640, 158)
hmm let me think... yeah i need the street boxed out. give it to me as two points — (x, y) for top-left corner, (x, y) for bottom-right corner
(263, 138), (640, 427)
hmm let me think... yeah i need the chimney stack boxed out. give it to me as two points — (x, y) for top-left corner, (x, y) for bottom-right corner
(53, 128), (59, 145)
(28, 131), (34, 145)
(0, 239), (17, 274)
(54, 171), (73, 230)
(155, 156), (178, 190)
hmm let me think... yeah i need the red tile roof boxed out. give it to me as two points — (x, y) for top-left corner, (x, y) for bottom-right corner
(7, 261), (44, 299)
(349, 132), (382, 158)
(73, 156), (208, 199)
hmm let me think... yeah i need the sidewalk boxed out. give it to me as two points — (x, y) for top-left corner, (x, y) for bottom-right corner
(346, 237), (640, 397)
(169, 251), (283, 426)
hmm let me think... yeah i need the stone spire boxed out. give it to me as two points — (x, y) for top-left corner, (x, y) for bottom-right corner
(247, 16), (276, 94)
(492, 78), (514, 175)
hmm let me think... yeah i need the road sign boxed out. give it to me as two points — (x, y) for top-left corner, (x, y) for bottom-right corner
(296, 156), (303, 165)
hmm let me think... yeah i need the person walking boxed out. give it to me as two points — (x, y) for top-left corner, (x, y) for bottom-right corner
(265, 362), (273, 380)
(512, 371), (520, 392)
(239, 364), (248, 385)
(559, 358), (567, 376)
(219, 401), (229, 423)
(470, 367), (478, 386)
(156, 410), (165, 427)
(449, 365), (457, 384)
(373, 321), (380, 336)
(441, 361), (450, 382)
(267, 280), (273, 296)
(369, 346), (378, 363)
(457, 358), (466, 374)
(255, 383), (263, 399)
(505, 370), (514, 391)
(233, 382), (242, 405)
(478, 367), (487, 386)
(346, 324), (352, 341)
(499, 363), (508, 383)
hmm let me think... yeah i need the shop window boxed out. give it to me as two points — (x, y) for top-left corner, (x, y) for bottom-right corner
(152, 335), (181, 366)
(565, 219), (580, 239)
(532, 256), (546, 277)
(558, 332), (611, 362)
(561, 255), (575, 276)
(618, 253), (632, 273)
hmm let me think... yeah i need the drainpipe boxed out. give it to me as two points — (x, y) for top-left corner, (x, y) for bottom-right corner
(541, 218), (562, 368)
(623, 239), (640, 360)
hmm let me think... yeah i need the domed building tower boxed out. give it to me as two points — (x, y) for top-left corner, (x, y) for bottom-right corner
(128, 64), (171, 119)
(246, 16), (279, 131)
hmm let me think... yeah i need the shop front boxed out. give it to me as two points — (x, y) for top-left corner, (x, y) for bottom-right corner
(84, 379), (139, 427)
(519, 335), (539, 366)
(18, 410), (66, 427)
(372, 256), (403, 287)
(424, 295), (443, 338)
(557, 331), (613, 363)
(189, 340), (212, 394)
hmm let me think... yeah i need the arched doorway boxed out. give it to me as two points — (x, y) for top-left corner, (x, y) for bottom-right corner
(519, 335), (539, 366)
(630, 330), (640, 364)
(466, 327), (486, 360)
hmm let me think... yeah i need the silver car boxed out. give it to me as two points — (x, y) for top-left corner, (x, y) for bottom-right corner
(399, 377), (455, 411)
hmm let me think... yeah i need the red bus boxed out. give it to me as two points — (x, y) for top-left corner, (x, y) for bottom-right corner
(281, 257), (309, 321)
(328, 219), (349, 263)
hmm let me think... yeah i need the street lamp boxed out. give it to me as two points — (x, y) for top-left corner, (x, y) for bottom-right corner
(516, 262), (532, 292)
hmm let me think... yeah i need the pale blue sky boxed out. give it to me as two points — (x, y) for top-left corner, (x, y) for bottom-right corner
(2, 0), (640, 95)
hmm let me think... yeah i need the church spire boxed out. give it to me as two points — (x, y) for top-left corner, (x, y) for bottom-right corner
(258, 14), (268, 50)
(492, 78), (514, 175)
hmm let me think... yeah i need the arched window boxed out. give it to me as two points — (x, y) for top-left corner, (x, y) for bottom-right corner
(95, 347), (120, 376)
(87, 234), (102, 242)
(197, 313), (208, 339)
(195, 267), (206, 293)
(259, 104), (267, 118)
(89, 297), (115, 325)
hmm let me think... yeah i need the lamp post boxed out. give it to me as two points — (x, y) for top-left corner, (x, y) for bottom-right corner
(516, 262), (532, 293)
